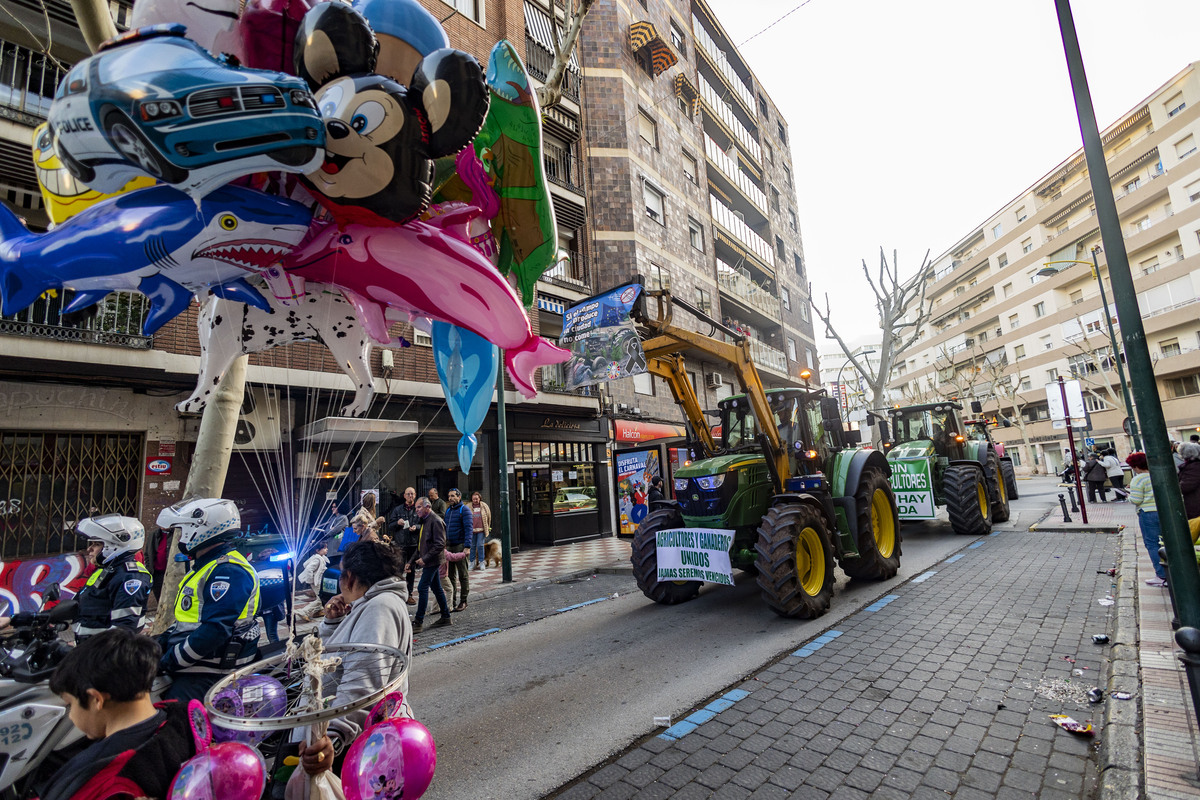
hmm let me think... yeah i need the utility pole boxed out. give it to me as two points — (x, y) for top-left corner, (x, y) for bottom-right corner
(1056, 0), (1200, 730)
(151, 356), (248, 634)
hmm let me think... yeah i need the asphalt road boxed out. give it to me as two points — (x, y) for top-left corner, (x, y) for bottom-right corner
(408, 485), (1052, 800)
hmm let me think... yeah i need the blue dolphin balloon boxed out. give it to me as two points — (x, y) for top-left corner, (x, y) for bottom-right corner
(0, 184), (312, 334)
(432, 320), (499, 473)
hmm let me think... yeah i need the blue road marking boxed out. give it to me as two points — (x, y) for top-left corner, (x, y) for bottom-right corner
(968, 541), (984, 549)
(945, 554), (964, 563)
(426, 628), (501, 650)
(865, 594), (899, 612)
(556, 597), (608, 613)
(792, 630), (843, 658)
(659, 688), (751, 740)
(912, 571), (937, 583)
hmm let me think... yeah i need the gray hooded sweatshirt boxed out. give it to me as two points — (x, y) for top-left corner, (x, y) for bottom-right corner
(318, 576), (413, 748)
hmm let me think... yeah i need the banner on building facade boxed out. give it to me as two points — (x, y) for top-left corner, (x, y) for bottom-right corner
(616, 448), (660, 535)
(654, 527), (734, 585)
(561, 284), (648, 389)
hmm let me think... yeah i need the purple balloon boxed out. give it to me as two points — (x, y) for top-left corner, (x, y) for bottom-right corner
(169, 742), (266, 800)
(210, 674), (288, 746)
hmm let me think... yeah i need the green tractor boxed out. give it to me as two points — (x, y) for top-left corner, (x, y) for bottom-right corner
(633, 384), (901, 619)
(883, 401), (1011, 535)
(962, 403), (1020, 501)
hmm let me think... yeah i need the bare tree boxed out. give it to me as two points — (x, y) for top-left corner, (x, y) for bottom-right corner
(539, 0), (598, 110)
(984, 358), (1042, 473)
(812, 249), (934, 421)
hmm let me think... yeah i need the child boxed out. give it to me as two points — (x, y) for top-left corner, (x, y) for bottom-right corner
(297, 541), (330, 622)
(1127, 452), (1166, 587)
(37, 628), (193, 800)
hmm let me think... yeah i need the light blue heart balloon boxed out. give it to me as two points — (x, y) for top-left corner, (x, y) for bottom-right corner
(432, 321), (499, 473)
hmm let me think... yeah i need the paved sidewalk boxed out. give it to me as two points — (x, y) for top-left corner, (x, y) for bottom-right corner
(466, 537), (632, 599)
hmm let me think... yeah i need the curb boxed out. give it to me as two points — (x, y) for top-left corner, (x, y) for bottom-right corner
(470, 563), (632, 601)
(1098, 528), (1142, 800)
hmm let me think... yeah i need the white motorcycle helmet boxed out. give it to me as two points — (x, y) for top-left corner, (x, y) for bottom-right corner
(156, 498), (240, 555)
(77, 515), (146, 566)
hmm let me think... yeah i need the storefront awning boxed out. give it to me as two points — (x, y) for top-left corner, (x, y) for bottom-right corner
(298, 417), (419, 444)
(629, 21), (678, 77)
(615, 419), (686, 443)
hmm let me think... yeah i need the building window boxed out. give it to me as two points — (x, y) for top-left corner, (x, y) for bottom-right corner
(788, 208), (797, 231)
(787, 337), (797, 361)
(758, 93), (769, 117)
(696, 287), (711, 315)
(775, 235), (786, 261)
(1002, 282), (1013, 298)
(1187, 180), (1200, 203)
(413, 328), (432, 346)
(998, 253), (1008, 269)
(783, 164), (792, 186)
(644, 183), (665, 224)
(1016, 206), (1027, 223)
(794, 254), (804, 278)
(776, 120), (787, 144)
(1047, 368), (1058, 382)
(1123, 176), (1141, 194)
(1165, 373), (1200, 398)
(764, 142), (773, 164)
(1013, 344), (1026, 360)
(770, 185), (780, 211)
(688, 216), (704, 251)
(1176, 134), (1196, 160)
(633, 371), (655, 395)
(799, 301), (809, 323)
(682, 150), (698, 184)
(648, 263), (669, 291)
(1021, 238), (1033, 254)
(992, 223), (1003, 238)
(1034, 301), (1046, 318)
(637, 109), (658, 149)
(1161, 338), (1182, 357)
(1084, 394), (1109, 412)
(807, 347), (818, 369)
(1130, 215), (1151, 233)
(781, 287), (791, 310)
(1020, 378), (1032, 391)
(669, 20), (686, 55)
(1140, 256), (1161, 276)
(1166, 92), (1186, 118)
(440, 0), (482, 23)
(1040, 334), (1052, 350)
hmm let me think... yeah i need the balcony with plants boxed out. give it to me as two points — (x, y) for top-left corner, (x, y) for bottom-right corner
(0, 289), (152, 349)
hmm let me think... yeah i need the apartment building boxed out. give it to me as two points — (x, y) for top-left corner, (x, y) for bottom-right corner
(580, 0), (818, 474)
(888, 62), (1200, 475)
(0, 0), (612, 559)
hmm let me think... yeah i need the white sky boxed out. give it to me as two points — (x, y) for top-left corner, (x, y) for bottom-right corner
(702, 0), (1200, 353)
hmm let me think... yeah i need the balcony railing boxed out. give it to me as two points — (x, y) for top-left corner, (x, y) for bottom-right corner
(543, 248), (591, 290)
(749, 338), (787, 375)
(697, 74), (761, 163)
(543, 144), (585, 193)
(523, 37), (580, 103)
(709, 194), (773, 266)
(703, 134), (767, 212)
(0, 39), (68, 121)
(0, 290), (152, 349)
(691, 16), (755, 112)
(716, 259), (778, 317)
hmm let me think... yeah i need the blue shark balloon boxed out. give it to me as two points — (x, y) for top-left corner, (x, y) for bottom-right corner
(431, 321), (499, 473)
(0, 184), (312, 334)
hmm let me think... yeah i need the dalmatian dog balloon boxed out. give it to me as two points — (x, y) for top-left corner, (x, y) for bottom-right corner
(292, 2), (488, 226)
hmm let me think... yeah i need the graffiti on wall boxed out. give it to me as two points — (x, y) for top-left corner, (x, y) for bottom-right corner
(0, 554), (84, 615)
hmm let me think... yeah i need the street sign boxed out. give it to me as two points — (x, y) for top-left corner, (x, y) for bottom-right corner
(1046, 380), (1086, 421)
(1085, 437), (1096, 448)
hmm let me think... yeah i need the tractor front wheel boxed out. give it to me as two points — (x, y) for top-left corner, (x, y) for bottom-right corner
(839, 468), (901, 581)
(755, 502), (835, 619)
(944, 465), (992, 536)
(987, 453), (1011, 523)
(1001, 459), (1019, 500)
(631, 507), (701, 605)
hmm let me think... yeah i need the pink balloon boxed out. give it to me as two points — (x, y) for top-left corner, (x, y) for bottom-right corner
(393, 718), (437, 800)
(168, 742), (266, 800)
(239, 0), (315, 72)
(279, 210), (568, 398)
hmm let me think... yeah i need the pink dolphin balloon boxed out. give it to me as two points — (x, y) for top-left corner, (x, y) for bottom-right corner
(280, 209), (568, 398)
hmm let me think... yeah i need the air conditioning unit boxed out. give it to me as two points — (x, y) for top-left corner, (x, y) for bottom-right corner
(233, 388), (286, 451)
(706, 372), (724, 388)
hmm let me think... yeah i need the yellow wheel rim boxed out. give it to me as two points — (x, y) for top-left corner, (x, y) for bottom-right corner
(998, 470), (1007, 503)
(977, 481), (988, 516)
(871, 488), (896, 559)
(796, 526), (826, 596)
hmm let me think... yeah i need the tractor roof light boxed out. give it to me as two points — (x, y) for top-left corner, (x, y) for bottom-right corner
(804, 449), (818, 459)
(954, 435), (965, 442)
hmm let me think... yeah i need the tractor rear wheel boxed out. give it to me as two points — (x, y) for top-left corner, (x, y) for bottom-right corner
(1001, 459), (1019, 500)
(839, 468), (901, 581)
(755, 502), (835, 619)
(631, 507), (701, 605)
(944, 465), (992, 536)
(987, 453), (1011, 523)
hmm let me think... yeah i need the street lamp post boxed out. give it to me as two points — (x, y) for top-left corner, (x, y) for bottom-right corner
(1038, 250), (1142, 451)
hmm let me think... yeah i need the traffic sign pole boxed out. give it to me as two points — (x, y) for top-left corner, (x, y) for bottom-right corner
(1059, 377), (1088, 524)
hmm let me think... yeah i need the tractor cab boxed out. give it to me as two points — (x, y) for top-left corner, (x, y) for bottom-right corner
(719, 387), (830, 478)
(886, 402), (967, 460)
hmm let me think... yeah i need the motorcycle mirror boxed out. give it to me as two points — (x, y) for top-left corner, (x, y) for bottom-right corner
(970, 400), (983, 414)
(48, 598), (78, 625)
(40, 583), (61, 610)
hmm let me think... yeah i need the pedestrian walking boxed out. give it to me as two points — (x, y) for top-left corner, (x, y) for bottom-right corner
(296, 540), (330, 621)
(427, 487), (446, 517)
(1101, 448), (1127, 500)
(469, 491), (491, 570)
(443, 489), (472, 611)
(1177, 441), (1200, 543)
(1127, 452), (1166, 587)
(388, 487), (422, 604)
(410, 497), (451, 630)
(1083, 453), (1109, 502)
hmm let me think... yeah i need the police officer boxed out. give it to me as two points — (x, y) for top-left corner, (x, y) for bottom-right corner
(71, 515), (152, 643)
(156, 498), (261, 703)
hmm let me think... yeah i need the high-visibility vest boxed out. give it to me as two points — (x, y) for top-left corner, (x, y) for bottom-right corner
(174, 550), (260, 626)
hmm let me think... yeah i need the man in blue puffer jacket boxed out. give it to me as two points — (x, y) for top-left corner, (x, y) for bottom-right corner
(443, 488), (473, 611)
